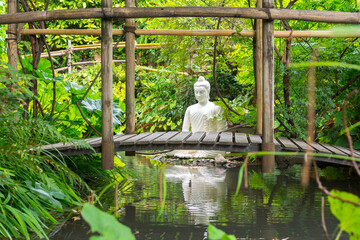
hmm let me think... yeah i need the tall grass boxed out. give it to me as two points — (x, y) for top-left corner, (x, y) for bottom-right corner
(0, 118), (93, 239)
(0, 65), (92, 239)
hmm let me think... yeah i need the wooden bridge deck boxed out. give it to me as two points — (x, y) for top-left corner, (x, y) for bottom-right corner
(41, 131), (360, 167)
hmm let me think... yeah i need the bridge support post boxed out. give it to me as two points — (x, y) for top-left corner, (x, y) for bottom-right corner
(125, 0), (136, 156)
(101, 0), (114, 169)
(7, 0), (17, 69)
(256, 0), (263, 135)
(261, 0), (275, 173)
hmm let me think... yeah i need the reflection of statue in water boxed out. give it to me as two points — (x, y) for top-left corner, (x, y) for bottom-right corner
(172, 76), (227, 158)
(165, 165), (227, 225)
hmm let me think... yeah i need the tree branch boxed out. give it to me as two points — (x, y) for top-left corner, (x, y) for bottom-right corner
(314, 161), (360, 207)
(274, 44), (283, 60)
(75, 102), (101, 136)
(331, 72), (360, 99)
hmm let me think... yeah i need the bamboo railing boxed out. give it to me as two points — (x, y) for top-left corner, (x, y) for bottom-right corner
(2, 7), (360, 24)
(21, 29), (360, 38)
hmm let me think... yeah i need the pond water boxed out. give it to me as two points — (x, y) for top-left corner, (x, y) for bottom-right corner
(52, 153), (358, 240)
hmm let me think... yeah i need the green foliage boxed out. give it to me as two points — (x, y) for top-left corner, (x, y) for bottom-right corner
(207, 224), (236, 240)
(18, 59), (127, 137)
(328, 190), (360, 240)
(81, 203), (136, 240)
(136, 71), (191, 132)
(0, 1), (6, 62)
(0, 65), (94, 239)
(0, 64), (33, 122)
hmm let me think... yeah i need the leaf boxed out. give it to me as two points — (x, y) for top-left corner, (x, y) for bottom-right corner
(81, 203), (135, 240)
(64, 81), (87, 95)
(354, 140), (360, 150)
(207, 224), (236, 240)
(25, 181), (63, 211)
(328, 190), (360, 239)
(81, 98), (124, 126)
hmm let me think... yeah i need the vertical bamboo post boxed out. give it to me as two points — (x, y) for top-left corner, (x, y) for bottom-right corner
(256, 0), (263, 135)
(101, 0), (114, 169)
(261, 0), (275, 173)
(7, 0), (17, 68)
(125, 0), (136, 156)
(67, 40), (72, 73)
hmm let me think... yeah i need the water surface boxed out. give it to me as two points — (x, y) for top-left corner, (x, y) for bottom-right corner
(53, 154), (357, 239)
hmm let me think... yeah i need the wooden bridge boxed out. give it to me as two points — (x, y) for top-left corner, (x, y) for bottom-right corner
(41, 131), (360, 167)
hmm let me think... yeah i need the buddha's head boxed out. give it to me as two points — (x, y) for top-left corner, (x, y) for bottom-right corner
(194, 76), (210, 103)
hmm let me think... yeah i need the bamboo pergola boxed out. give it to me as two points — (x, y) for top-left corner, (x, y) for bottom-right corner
(21, 29), (360, 38)
(5, 1), (360, 172)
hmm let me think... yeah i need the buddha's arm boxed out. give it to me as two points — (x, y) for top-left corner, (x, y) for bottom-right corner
(182, 108), (191, 131)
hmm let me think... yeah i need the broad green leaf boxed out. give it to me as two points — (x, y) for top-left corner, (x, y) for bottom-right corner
(328, 190), (360, 239)
(207, 224), (236, 240)
(64, 81), (87, 95)
(81, 203), (135, 240)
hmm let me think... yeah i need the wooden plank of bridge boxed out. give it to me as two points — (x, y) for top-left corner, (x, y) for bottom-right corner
(234, 133), (249, 146)
(332, 145), (357, 157)
(276, 137), (299, 152)
(354, 150), (360, 157)
(113, 134), (137, 144)
(319, 143), (347, 156)
(86, 137), (102, 144)
(152, 131), (179, 144)
(168, 132), (192, 144)
(291, 139), (315, 152)
(137, 132), (167, 145)
(86, 137), (103, 148)
(202, 132), (220, 144)
(218, 132), (233, 145)
(274, 138), (282, 150)
(336, 145), (360, 157)
(121, 132), (152, 145)
(310, 142), (333, 154)
(185, 132), (206, 144)
(248, 134), (262, 145)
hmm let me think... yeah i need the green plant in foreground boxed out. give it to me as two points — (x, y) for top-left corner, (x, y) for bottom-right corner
(207, 224), (236, 240)
(0, 64), (93, 239)
(328, 190), (360, 240)
(81, 203), (136, 240)
(80, 203), (236, 240)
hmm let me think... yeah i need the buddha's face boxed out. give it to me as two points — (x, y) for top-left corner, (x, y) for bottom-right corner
(194, 86), (209, 103)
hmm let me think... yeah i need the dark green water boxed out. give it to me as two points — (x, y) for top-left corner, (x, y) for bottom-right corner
(52, 154), (358, 240)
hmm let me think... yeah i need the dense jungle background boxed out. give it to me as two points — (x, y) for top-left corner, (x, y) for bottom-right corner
(0, 0), (360, 239)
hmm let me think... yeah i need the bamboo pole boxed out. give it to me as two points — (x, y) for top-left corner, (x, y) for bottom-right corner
(136, 65), (189, 75)
(101, 0), (114, 169)
(72, 60), (125, 65)
(256, 0), (263, 135)
(7, 0), (17, 68)
(40, 43), (160, 58)
(261, 0), (275, 173)
(125, 0), (136, 156)
(67, 40), (72, 73)
(55, 60), (126, 71)
(21, 29), (360, 38)
(2, 7), (360, 25)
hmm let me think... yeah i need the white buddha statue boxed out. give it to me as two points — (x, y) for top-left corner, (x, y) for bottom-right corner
(172, 76), (227, 158)
(182, 76), (227, 133)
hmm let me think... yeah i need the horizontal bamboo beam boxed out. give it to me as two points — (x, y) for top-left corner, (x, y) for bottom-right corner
(136, 65), (190, 76)
(22, 29), (360, 38)
(40, 43), (161, 57)
(2, 7), (360, 25)
(72, 59), (125, 65)
(55, 59), (125, 71)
